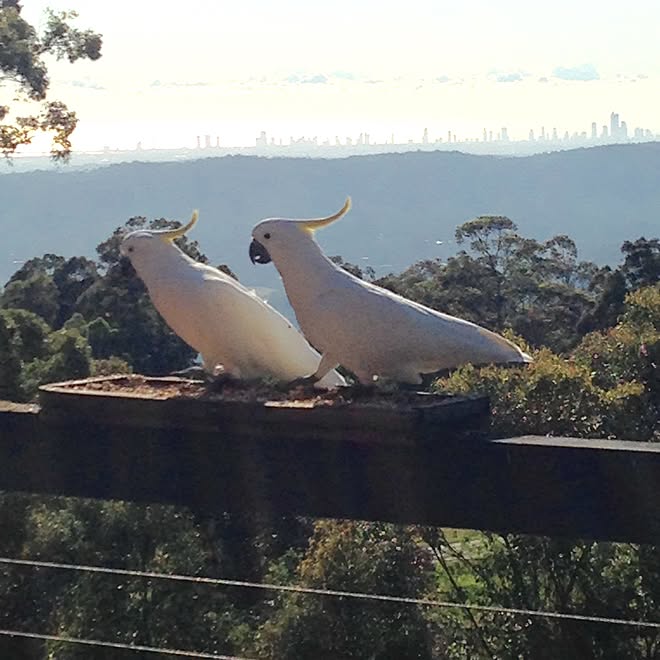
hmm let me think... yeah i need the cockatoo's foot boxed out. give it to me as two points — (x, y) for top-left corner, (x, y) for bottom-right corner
(368, 372), (427, 394)
(205, 371), (243, 391)
(170, 365), (207, 381)
(340, 381), (379, 399)
(344, 376), (426, 397)
(285, 374), (319, 391)
(393, 381), (427, 393)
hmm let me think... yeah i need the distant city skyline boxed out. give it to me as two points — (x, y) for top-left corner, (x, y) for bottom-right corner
(246, 110), (656, 150)
(6, 109), (658, 170)
(111, 110), (657, 156)
(9, 1), (660, 155)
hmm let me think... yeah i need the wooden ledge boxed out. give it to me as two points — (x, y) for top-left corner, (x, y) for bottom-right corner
(1, 376), (659, 544)
(36, 375), (490, 445)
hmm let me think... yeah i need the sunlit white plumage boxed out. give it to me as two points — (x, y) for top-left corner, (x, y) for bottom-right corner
(120, 212), (345, 387)
(249, 199), (531, 385)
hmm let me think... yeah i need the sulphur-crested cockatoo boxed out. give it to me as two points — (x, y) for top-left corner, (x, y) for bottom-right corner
(120, 212), (345, 387)
(249, 198), (531, 385)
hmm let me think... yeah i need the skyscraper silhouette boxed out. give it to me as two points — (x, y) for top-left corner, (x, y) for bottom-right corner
(610, 112), (620, 139)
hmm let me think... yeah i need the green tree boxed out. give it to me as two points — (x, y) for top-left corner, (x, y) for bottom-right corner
(620, 238), (660, 290)
(85, 316), (119, 359)
(578, 238), (660, 335)
(574, 285), (659, 424)
(0, 311), (23, 399)
(426, 286), (660, 659)
(0, 493), (47, 659)
(0, 499), (245, 660)
(2, 254), (99, 329)
(20, 325), (91, 397)
(1, 1), (101, 159)
(1, 270), (60, 326)
(453, 215), (516, 328)
(378, 216), (598, 352)
(577, 269), (628, 336)
(424, 531), (660, 660)
(1, 307), (50, 362)
(257, 521), (435, 660)
(0, 306), (131, 401)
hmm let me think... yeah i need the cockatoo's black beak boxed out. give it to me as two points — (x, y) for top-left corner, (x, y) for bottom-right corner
(249, 239), (271, 265)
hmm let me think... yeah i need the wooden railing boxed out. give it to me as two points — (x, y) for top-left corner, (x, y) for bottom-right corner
(1, 395), (660, 545)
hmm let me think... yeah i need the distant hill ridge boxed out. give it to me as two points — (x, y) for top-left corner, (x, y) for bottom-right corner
(1, 143), (659, 304)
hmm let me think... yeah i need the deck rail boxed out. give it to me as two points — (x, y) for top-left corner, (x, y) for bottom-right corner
(2, 399), (660, 544)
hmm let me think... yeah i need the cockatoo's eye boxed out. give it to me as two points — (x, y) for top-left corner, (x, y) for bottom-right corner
(127, 246), (134, 253)
(264, 233), (271, 240)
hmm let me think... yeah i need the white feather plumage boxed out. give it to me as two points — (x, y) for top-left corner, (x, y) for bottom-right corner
(120, 223), (345, 388)
(250, 201), (531, 385)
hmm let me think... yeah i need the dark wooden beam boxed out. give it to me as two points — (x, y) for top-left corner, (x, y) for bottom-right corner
(1, 401), (660, 544)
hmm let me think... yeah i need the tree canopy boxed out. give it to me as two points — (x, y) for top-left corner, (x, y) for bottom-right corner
(0, 1), (101, 159)
(376, 215), (602, 353)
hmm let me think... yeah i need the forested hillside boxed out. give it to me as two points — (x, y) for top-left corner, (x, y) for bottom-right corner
(1, 143), (659, 296)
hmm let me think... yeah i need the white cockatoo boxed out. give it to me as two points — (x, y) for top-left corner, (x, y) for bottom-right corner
(120, 211), (345, 388)
(249, 198), (532, 385)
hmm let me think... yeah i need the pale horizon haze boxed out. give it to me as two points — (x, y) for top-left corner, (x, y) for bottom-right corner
(13, 0), (660, 151)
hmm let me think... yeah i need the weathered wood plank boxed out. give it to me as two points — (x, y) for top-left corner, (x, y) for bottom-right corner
(37, 376), (490, 446)
(1, 401), (659, 544)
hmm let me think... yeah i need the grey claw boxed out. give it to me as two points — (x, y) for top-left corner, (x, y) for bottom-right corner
(170, 365), (207, 380)
(205, 372), (241, 390)
(287, 374), (319, 390)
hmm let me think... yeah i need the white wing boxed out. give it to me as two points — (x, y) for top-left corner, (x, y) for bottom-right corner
(299, 270), (529, 383)
(167, 265), (341, 382)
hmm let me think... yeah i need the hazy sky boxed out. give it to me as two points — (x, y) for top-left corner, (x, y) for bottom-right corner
(14, 0), (660, 150)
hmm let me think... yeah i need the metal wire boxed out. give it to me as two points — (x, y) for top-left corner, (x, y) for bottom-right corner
(0, 628), (254, 659)
(2, 556), (660, 629)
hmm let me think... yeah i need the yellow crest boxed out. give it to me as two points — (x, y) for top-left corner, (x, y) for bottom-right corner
(299, 197), (351, 233)
(158, 210), (199, 242)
